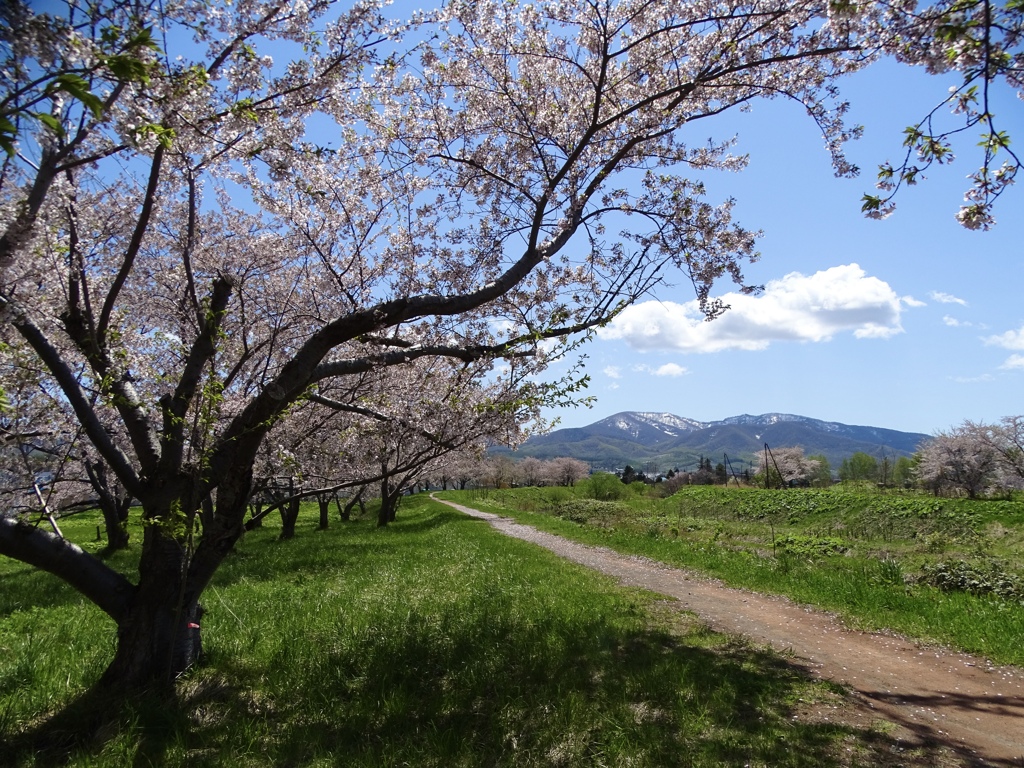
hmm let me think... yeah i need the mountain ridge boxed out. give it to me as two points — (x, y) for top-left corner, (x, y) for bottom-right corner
(500, 412), (931, 471)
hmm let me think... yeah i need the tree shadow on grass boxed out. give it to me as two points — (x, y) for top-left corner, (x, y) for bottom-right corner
(0, 505), (966, 767)
(19, 610), (957, 766)
(0, 677), (192, 767)
(0, 564), (98, 618)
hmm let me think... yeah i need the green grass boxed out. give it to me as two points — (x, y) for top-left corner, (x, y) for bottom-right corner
(439, 486), (1024, 666)
(1, 496), (928, 766)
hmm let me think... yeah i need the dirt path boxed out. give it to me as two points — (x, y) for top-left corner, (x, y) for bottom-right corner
(434, 496), (1024, 766)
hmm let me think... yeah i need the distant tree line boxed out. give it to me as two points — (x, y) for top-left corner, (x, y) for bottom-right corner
(447, 415), (1024, 500)
(755, 416), (1024, 498)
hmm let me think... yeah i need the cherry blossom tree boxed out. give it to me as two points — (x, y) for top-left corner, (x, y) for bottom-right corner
(0, 0), (1020, 701)
(917, 426), (1000, 498)
(859, 0), (1023, 229)
(757, 446), (820, 487)
(516, 456), (549, 487)
(0, 336), (133, 543)
(440, 450), (488, 491)
(545, 456), (592, 487)
(305, 356), (536, 525)
(965, 416), (1024, 488)
(942, 415), (1024, 493)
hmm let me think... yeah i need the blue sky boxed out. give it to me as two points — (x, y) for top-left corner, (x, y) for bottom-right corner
(542, 60), (1023, 436)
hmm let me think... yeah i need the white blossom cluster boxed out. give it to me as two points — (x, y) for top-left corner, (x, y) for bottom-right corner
(0, 0), (1019, 687)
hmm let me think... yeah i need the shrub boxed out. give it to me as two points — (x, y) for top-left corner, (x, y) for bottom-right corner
(553, 499), (629, 525)
(920, 560), (1024, 602)
(774, 535), (848, 558)
(580, 472), (626, 501)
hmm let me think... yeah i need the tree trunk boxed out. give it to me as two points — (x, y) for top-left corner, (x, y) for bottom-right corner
(377, 481), (401, 527)
(317, 495), (330, 530)
(388, 495), (399, 523)
(280, 498), (300, 539)
(340, 489), (363, 522)
(100, 499), (131, 550)
(99, 598), (204, 693)
(97, 527), (204, 693)
(86, 460), (133, 551)
(200, 495), (215, 534)
(249, 499), (264, 528)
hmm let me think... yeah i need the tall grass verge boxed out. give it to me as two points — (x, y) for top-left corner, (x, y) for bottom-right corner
(1, 496), (919, 766)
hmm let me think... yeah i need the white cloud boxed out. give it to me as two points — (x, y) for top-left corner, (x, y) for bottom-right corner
(930, 291), (968, 306)
(599, 264), (903, 353)
(952, 373), (995, 383)
(538, 338), (559, 355)
(943, 315), (973, 328)
(489, 319), (516, 336)
(652, 363), (687, 377)
(603, 365), (622, 379)
(984, 325), (1024, 351)
(999, 354), (1024, 370)
(901, 295), (926, 308)
(633, 363), (687, 376)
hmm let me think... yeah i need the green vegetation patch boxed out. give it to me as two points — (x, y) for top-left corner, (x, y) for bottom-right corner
(552, 498), (630, 524)
(921, 559), (1024, 602)
(443, 486), (1024, 666)
(0, 496), (916, 767)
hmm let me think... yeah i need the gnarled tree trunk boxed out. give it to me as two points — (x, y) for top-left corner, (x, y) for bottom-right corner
(98, 521), (206, 692)
(338, 488), (365, 522)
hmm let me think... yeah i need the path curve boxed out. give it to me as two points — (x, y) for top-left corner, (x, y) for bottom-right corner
(434, 495), (1024, 766)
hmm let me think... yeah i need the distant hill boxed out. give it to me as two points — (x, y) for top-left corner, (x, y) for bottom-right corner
(497, 412), (931, 472)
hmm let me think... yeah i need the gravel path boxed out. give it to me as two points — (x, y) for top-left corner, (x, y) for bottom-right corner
(434, 496), (1024, 766)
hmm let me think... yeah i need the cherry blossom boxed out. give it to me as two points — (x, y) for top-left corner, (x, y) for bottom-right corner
(0, 0), (1018, 698)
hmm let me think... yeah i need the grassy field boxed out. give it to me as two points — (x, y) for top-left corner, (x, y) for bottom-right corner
(0, 493), (956, 766)
(438, 484), (1024, 667)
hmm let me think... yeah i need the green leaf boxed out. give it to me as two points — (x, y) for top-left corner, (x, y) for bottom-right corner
(33, 112), (65, 137)
(133, 123), (176, 149)
(100, 25), (123, 46)
(980, 130), (1012, 152)
(52, 74), (104, 119)
(106, 54), (150, 84)
(0, 116), (16, 157)
(126, 26), (158, 52)
(860, 194), (883, 213)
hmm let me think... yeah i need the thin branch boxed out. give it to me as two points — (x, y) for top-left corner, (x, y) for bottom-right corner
(97, 142), (165, 341)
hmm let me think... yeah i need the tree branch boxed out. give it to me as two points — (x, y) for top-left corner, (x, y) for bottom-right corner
(97, 142), (165, 342)
(159, 275), (234, 472)
(2, 293), (145, 496)
(0, 516), (135, 622)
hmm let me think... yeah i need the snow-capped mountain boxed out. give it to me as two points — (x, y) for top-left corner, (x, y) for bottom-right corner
(502, 412), (931, 470)
(591, 412), (707, 443)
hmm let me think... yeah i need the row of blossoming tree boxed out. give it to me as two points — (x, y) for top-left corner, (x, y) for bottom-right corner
(749, 416), (1024, 494)
(0, 0), (1020, 706)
